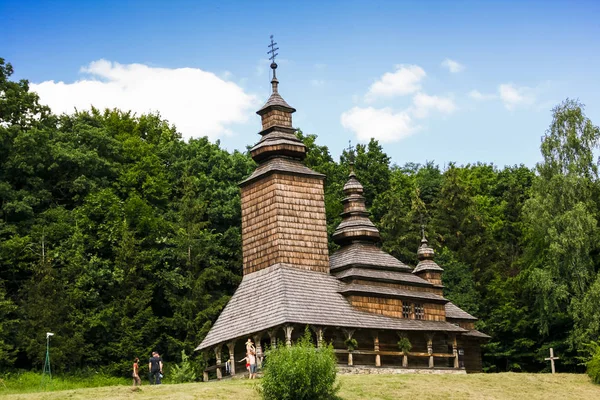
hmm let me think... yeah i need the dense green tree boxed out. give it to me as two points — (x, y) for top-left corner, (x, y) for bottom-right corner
(522, 99), (600, 365)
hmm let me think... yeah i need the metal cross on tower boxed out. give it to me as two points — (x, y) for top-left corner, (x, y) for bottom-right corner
(347, 140), (356, 168)
(268, 35), (279, 65)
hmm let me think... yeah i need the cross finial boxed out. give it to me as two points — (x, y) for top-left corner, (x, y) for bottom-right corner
(420, 223), (428, 245)
(267, 35), (279, 76)
(347, 140), (356, 172)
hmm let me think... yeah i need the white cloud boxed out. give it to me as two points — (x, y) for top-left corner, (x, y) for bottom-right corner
(468, 89), (496, 101)
(310, 79), (325, 87)
(498, 83), (535, 110)
(340, 106), (419, 143)
(31, 59), (258, 140)
(366, 64), (426, 101)
(441, 58), (465, 73)
(411, 93), (457, 118)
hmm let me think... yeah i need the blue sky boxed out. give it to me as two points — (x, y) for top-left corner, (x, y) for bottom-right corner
(2, 0), (599, 168)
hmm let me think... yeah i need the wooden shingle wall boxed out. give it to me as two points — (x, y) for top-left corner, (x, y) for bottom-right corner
(261, 110), (292, 130)
(241, 172), (329, 275)
(347, 295), (447, 321)
(348, 295), (404, 318)
(418, 271), (443, 286)
(424, 303), (446, 321)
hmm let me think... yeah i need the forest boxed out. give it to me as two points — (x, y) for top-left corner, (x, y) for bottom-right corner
(1, 57), (599, 376)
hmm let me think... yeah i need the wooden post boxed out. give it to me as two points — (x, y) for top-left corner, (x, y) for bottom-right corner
(253, 333), (263, 369)
(373, 332), (381, 367)
(426, 334), (434, 368)
(311, 326), (324, 348)
(545, 348), (560, 374)
(227, 341), (236, 376)
(284, 325), (294, 347)
(451, 334), (459, 369)
(268, 328), (277, 349)
(203, 352), (209, 382)
(214, 346), (222, 380)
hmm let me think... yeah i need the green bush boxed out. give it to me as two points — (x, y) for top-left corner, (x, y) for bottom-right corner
(397, 337), (412, 353)
(586, 342), (600, 384)
(344, 338), (358, 351)
(259, 327), (340, 400)
(169, 350), (198, 383)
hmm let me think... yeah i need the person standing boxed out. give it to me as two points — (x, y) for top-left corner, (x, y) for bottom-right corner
(132, 357), (141, 386)
(248, 350), (257, 379)
(148, 351), (163, 384)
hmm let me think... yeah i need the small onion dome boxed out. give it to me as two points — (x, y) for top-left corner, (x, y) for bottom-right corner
(413, 233), (443, 274)
(417, 235), (435, 260)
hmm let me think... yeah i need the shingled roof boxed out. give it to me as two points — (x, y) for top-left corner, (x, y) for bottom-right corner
(330, 242), (412, 272)
(240, 157), (325, 186)
(463, 329), (491, 339)
(196, 264), (466, 350)
(333, 267), (433, 287)
(445, 302), (478, 320)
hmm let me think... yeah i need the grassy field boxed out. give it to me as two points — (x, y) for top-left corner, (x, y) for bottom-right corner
(2, 373), (599, 400)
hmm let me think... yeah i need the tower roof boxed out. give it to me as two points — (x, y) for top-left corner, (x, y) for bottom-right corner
(332, 169), (380, 245)
(413, 231), (444, 274)
(256, 75), (296, 115)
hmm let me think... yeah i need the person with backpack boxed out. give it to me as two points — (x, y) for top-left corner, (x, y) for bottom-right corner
(148, 351), (163, 384)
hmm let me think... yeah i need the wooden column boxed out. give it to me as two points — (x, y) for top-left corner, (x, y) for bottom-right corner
(227, 341), (236, 376)
(342, 329), (355, 366)
(311, 326), (324, 348)
(203, 352), (209, 382)
(268, 328), (277, 349)
(451, 334), (459, 369)
(253, 333), (263, 369)
(373, 332), (381, 367)
(426, 334), (434, 368)
(214, 346), (223, 380)
(284, 325), (294, 347)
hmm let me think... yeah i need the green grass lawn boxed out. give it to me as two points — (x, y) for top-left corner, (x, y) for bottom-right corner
(2, 373), (599, 400)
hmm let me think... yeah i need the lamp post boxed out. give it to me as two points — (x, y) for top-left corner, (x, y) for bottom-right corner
(41, 332), (54, 387)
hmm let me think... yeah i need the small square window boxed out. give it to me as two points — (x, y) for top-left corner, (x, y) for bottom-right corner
(414, 303), (424, 320)
(402, 303), (411, 319)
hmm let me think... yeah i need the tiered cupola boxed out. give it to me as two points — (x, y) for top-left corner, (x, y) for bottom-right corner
(250, 63), (307, 162)
(412, 231), (444, 290)
(332, 168), (380, 244)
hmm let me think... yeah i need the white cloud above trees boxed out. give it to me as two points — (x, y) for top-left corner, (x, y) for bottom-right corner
(498, 83), (535, 110)
(469, 84), (537, 110)
(342, 63), (459, 143)
(31, 59), (258, 140)
(365, 64), (426, 101)
(441, 58), (465, 73)
(341, 106), (418, 143)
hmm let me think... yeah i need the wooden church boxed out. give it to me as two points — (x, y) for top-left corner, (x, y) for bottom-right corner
(196, 57), (489, 379)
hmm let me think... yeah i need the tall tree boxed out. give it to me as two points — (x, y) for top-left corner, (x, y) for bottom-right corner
(523, 99), (600, 364)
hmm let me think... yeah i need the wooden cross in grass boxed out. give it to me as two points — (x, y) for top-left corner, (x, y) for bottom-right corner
(544, 347), (559, 374)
